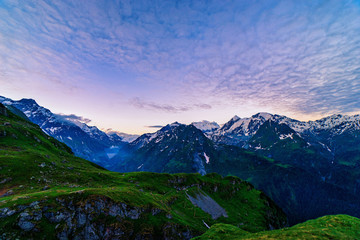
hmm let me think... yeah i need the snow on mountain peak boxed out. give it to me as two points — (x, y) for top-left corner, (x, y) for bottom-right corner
(191, 120), (220, 133)
(230, 115), (240, 122)
(170, 122), (181, 127)
(252, 112), (273, 120)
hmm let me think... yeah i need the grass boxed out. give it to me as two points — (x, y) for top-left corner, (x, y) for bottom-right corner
(193, 215), (360, 239)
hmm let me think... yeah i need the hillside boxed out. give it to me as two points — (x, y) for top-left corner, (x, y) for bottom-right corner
(0, 103), (287, 239)
(193, 215), (360, 239)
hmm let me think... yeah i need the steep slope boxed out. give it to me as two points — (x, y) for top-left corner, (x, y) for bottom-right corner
(210, 113), (273, 147)
(0, 96), (127, 168)
(192, 215), (360, 240)
(0, 104), (287, 239)
(248, 120), (332, 175)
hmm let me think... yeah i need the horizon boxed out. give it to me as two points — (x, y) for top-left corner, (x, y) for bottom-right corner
(2, 94), (359, 135)
(1, 1), (360, 134)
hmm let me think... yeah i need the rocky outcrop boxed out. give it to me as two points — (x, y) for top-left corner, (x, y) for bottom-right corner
(0, 196), (194, 240)
(186, 191), (227, 219)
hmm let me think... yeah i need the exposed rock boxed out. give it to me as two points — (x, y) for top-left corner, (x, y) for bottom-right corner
(0, 208), (16, 218)
(18, 212), (35, 231)
(186, 191), (228, 219)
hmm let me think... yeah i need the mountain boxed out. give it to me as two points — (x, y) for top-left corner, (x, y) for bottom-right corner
(191, 120), (220, 133)
(193, 113), (360, 193)
(248, 120), (333, 175)
(112, 121), (360, 224)
(205, 113), (360, 195)
(0, 103), (287, 239)
(193, 215), (360, 240)
(207, 112), (360, 153)
(115, 122), (215, 174)
(0, 96), (128, 168)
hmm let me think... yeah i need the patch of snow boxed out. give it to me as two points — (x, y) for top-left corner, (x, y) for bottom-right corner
(204, 152), (210, 164)
(149, 132), (158, 141)
(252, 112), (273, 120)
(170, 122), (181, 127)
(319, 142), (332, 152)
(279, 133), (293, 140)
(192, 121), (220, 133)
(46, 127), (61, 134)
(2, 100), (13, 105)
(254, 145), (265, 150)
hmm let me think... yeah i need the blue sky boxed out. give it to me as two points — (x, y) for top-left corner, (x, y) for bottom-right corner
(1, 0), (360, 134)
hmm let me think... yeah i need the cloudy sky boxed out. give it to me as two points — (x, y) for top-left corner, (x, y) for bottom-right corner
(1, 0), (360, 134)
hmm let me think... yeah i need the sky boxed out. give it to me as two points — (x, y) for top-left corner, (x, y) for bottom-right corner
(1, 0), (360, 134)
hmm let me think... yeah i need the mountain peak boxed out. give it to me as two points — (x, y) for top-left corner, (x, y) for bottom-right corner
(169, 121), (181, 127)
(230, 115), (240, 122)
(252, 112), (273, 120)
(19, 98), (38, 105)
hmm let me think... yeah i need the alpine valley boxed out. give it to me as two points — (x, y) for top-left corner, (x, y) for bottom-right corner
(1, 96), (360, 239)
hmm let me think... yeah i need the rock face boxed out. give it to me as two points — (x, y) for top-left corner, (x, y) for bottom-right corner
(1, 197), (194, 240)
(186, 191), (227, 219)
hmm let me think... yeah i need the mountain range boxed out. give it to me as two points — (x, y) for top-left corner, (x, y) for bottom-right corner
(1, 96), (360, 225)
(1, 97), (360, 239)
(0, 96), (139, 169)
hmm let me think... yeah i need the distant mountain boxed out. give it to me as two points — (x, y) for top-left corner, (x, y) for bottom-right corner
(112, 121), (360, 224)
(206, 112), (360, 150)
(0, 96), (127, 168)
(115, 122), (214, 174)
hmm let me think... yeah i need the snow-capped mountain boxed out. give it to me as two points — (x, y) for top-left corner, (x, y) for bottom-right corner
(129, 122), (184, 149)
(114, 122), (216, 175)
(0, 96), (127, 167)
(191, 120), (220, 133)
(198, 112), (360, 149)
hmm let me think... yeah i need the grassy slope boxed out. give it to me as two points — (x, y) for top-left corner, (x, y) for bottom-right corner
(0, 108), (286, 238)
(193, 215), (360, 239)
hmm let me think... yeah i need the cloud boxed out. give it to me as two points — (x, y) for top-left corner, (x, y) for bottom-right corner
(129, 97), (212, 113)
(56, 113), (92, 124)
(146, 125), (163, 128)
(1, 0), (360, 121)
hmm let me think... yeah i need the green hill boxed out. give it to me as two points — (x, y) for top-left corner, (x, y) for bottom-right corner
(0, 103), (286, 239)
(193, 215), (360, 240)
